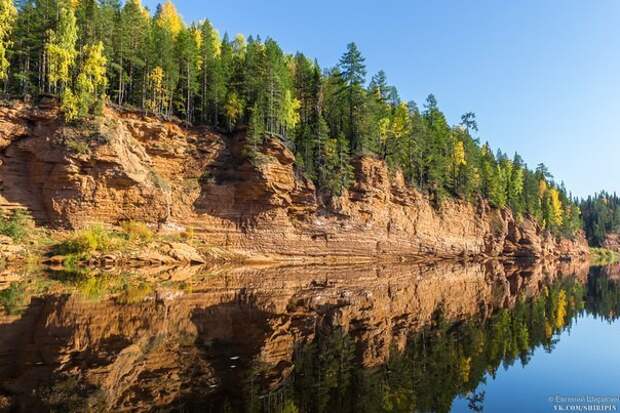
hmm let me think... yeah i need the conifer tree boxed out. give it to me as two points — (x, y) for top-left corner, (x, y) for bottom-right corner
(337, 42), (366, 152)
(116, 0), (149, 105)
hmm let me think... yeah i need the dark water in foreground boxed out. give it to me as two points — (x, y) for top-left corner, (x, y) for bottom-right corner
(0, 261), (618, 412)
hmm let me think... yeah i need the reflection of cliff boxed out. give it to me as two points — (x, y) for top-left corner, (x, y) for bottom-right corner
(0, 260), (589, 411)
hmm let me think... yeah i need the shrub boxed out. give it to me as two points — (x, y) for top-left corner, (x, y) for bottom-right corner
(119, 282), (153, 304)
(0, 209), (29, 241)
(121, 221), (153, 242)
(148, 170), (171, 192)
(0, 283), (26, 315)
(181, 226), (194, 241)
(590, 248), (620, 266)
(54, 224), (125, 255)
(65, 138), (90, 154)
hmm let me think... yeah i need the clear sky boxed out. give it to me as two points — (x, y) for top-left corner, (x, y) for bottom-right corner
(143, 0), (620, 198)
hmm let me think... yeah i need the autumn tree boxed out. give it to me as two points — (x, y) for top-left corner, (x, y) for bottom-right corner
(46, 4), (77, 93)
(0, 0), (17, 85)
(75, 41), (107, 118)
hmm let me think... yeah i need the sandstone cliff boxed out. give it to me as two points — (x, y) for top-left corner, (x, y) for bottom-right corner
(0, 102), (588, 261)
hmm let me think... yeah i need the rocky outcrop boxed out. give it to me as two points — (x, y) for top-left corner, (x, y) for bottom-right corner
(0, 260), (590, 411)
(602, 233), (620, 252)
(0, 102), (589, 261)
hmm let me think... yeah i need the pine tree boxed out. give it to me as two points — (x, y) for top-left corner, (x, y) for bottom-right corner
(176, 25), (201, 123)
(322, 132), (353, 196)
(116, 0), (150, 106)
(369, 70), (389, 103)
(337, 42), (366, 152)
(198, 19), (222, 123)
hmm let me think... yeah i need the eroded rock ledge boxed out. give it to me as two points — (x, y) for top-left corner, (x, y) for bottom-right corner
(0, 102), (588, 262)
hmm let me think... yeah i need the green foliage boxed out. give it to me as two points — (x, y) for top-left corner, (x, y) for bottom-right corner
(0, 209), (29, 240)
(120, 221), (153, 242)
(590, 247), (620, 266)
(321, 133), (354, 196)
(118, 281), (153, 304)
(0, 282), (25, 315)
(580, 192), (620, 246)
(53, 224), (125, 256)
(65, 137), (90, 154)
(274, 277), (589, 413)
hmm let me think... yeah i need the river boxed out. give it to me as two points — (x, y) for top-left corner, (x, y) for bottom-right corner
(0, 260), (617, 412)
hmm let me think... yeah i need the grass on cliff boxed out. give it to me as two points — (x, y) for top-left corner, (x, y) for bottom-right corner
(0, 210), (29, 241)
(590, 248), (620, 266)
(51, 221), (156, 266)
(53, 224), (126, 256)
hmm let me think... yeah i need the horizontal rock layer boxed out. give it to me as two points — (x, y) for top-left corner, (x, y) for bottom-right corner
(0, 102), (588, 261)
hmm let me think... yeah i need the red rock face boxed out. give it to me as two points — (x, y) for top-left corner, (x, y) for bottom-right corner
(602, 233), (620, 252)
(0, 103), (588, 260)
(0, 260), (589, 411)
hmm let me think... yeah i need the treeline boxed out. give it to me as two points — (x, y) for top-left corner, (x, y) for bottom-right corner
(0, 0), (581, 236)
(580, 192), (620, 246)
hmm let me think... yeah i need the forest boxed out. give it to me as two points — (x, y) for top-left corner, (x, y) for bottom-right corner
(0, 0), (583, 236)
(580, 192), (620, 246)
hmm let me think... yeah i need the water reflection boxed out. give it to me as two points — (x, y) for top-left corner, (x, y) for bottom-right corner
(0, 260), (617, 412)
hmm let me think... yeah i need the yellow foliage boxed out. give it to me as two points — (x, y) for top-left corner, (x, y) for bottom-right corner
(47, 6), (78, 88)
(378, 117), (390, 143)
(549, 188), (563, 226)
(191, 27), (203, 50)
(282, 89), (301, 130)
(155, 0), (184, 37)
(458, 356), (472, 383)
(78, 42), (107, 93)
(121, 221), (153, 242)
(544, 321), (553, 339)
(233, 33), (246, 57)
(453, 140), (466, 166)
(555, 289), (568, 329)
(61, 87), (79, 122)
(224, 92), (243, 126)
(538, 179), (548, 199)
(391, 102), (411, 139)
(0, 0), (17, 80)
(146, 66), (168, 114)
(379, 102), (411, 144)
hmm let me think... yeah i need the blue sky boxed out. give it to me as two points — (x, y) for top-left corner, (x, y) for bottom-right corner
(144, 0), (620, 198)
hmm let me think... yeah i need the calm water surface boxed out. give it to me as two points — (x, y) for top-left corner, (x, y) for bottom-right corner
(0, 261), (618, 412)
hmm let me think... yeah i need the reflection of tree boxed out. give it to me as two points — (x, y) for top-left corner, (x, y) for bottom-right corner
(230, 272), (620, 413)
(275, 277), (588, 413)
(586, 267), (620, 321)
(293, 328), (356, 413)
(466, 390), (485, 412)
